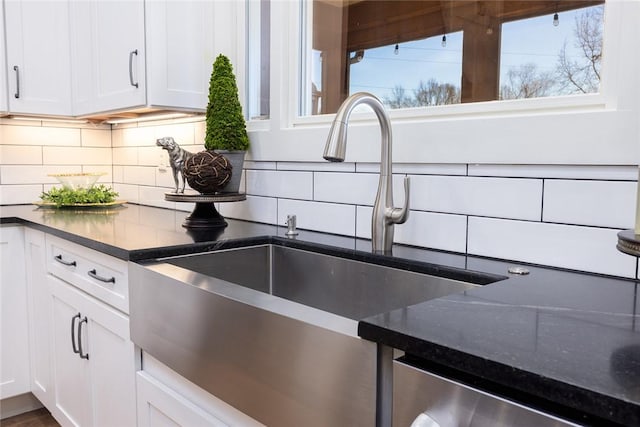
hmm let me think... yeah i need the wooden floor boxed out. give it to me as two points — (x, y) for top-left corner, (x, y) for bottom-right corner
(1, 408), (60, 427)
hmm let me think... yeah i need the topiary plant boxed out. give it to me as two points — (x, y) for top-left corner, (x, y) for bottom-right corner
(205, 54), (250, 151)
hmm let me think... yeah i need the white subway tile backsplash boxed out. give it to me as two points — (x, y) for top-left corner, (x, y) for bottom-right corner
(111, 128), (124, 147)
(113, 147), (138, 166)
(186, 144), (206, 154)
(118, 126), (156, 147)
(469, 164), (637, 181)
(80, 128), (111, 147)
(156, 167), (177, 190)
(194, 120), (206, 144)
(1, 125), (81, 146)
(152, 123), (196, 145)
(410, 175), (542, 221)
(219, 195), (278, 224)
(314, 172), (378, 205)
(113, 183), (140, 204)
(4, 121), (639, 281)
(0, 145), (42, 164)
(468, 217), (636, 278)
(247, 170), (313, 199)
(123, 166), (156, 186)
(43, 147), (112, 166)
(543, 180), (636, 228)
(244, 161), (277, 170)
(139, 186), (176, 210)
(356, 163), (467, 176)
(278, 199), (356, 236)
(112, 166), (125, 183)
(356, 207), (467, 253)
(1, 165), (82, 185)
(81, 166), (113, 185)
(0, 185), (43, 205)
(140, 146), (165, 167)
(279, 161), (356, 172)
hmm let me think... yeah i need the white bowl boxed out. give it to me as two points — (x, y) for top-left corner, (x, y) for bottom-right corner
(49, 173), (106, 190)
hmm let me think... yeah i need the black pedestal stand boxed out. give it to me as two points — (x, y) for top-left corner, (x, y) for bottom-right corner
(617, 229), (640, 257)
(165, 192), (246, 229)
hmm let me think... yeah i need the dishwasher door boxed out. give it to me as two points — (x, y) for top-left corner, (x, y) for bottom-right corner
(393, 359), (580, 427)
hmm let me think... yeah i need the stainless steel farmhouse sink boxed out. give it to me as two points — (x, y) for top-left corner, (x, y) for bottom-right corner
(129, 243), (503, 427)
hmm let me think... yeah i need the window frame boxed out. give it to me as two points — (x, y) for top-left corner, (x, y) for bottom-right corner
(244, 0), (639, 166)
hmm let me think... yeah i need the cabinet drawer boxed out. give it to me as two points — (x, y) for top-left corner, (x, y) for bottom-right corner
(46, 235), (129, 314)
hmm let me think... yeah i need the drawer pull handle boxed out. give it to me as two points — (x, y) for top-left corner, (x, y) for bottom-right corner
(71, 313), (81, 354)
(78, 316), (89, 360)
(88, 269), (115, 284)
(55, 254), (77, 267)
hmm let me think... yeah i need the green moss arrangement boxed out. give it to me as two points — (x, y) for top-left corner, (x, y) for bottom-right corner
(205, 54), (249, 151)
(40, 185), (119, 207)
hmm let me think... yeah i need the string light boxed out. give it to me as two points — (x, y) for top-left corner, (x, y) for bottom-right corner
(553, 12), (559, 26)
(441, 34), (447, 47)
(394, 44), (399, 55)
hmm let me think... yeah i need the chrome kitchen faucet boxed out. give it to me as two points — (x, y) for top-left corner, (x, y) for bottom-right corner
(323, 92), (409, 254)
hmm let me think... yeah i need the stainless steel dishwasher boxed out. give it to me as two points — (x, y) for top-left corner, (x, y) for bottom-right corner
(393, 358), (580, 427)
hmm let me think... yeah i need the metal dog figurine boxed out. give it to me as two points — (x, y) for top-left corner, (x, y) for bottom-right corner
(156, 136), (193, 193)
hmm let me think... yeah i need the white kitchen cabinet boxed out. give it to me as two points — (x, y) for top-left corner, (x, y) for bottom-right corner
(3, 0), (236, 117)
(70, 0), (146, 115)
(138, 353), (264, 427)
(71, 0), (221, 116)
(48, 275), (137, 427)
(144, 0), (217, 111)
(24, 229), (53, 408)
(137, 372), (229, 427)
(0, 226), (30, 399)
(4, 0), (73, 116)
(0, 3), (8, 114)
(42, 234), (137, 427)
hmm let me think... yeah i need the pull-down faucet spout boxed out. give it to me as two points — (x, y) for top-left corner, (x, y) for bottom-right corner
(323, 92), (410, 254)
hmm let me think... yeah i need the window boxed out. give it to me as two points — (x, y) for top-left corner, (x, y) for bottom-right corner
(500, 5), (603, 99)
(301, 0), (604, 116)
(247, 0), (270, 120)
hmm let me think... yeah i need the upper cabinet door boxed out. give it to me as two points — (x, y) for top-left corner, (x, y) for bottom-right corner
(5, 0), (73, 116)
(0, 4), (7, 114)
(71, 0), (146, 115)
(145, 1), (216, 111)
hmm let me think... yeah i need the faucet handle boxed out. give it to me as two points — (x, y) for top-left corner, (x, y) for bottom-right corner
(387, 175), (410, 225)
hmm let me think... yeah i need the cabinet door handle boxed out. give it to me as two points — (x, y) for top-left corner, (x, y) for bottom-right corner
(55, 254), (77, 267)
(78, 316), (89, 360)
(87, 269), (115, 284)
(13, 65), (20, 98)
(129, 49), (139, 88)
(71, 313), (81, 354)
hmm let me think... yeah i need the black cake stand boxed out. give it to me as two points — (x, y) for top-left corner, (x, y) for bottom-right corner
(165, 192), (246, 229)
(617, 229), (640, 257)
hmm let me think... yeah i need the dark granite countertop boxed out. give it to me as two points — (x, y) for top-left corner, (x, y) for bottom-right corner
(360, 263), (640, 426)
(2, 203), (638, 425)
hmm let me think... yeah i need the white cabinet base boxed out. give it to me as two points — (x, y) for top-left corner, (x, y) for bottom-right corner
(0, 226), (30, 400)
(138, 353), (264, 427)
(48, 276), (137, 427)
